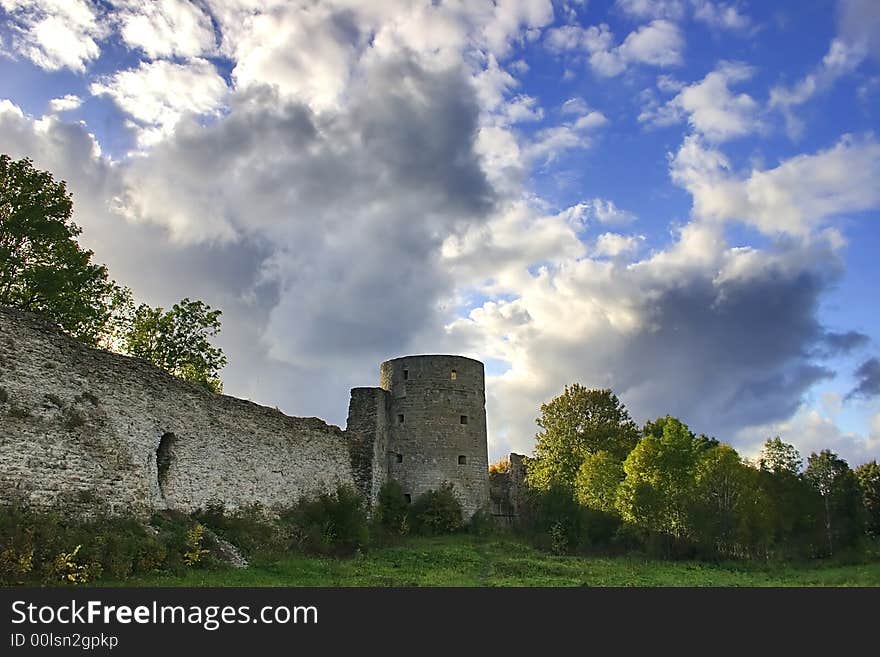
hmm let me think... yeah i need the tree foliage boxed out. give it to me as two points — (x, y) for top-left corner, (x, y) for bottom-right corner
(528, 385), (639, 491)
(855, 460), (880, 538)
(0, 154), (118, 344)
(113, 296), (228, 392)
(805, 450), (864, 556)
(759, 436), (803, 475)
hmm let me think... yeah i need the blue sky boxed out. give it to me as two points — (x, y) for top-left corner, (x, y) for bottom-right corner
(1, 0), (878, 466)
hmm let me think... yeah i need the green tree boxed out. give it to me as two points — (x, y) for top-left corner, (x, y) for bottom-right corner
(117, 298), (227, 392)
(0, 154), (118, 344)
(527, 385), (639, 491)
(574, 450), (624, 513)
(691, 444), (757, 557)
(805, 450), (864, 555)
(855, 460), (880, 538)
(616, 416), (699, 541)
(759, 436), (802, 475)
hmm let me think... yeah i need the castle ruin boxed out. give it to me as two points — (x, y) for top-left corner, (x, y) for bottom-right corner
(0, 306), (489, 519)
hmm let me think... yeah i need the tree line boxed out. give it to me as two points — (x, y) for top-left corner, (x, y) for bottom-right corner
(514, 384), (880, 559)
(0, 154), (226, 391)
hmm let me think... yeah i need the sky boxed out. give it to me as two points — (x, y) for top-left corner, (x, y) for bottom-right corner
(1, 0), (879, 467)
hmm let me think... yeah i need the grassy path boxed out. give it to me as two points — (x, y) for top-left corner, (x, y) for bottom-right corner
(107, 535), (880, 587)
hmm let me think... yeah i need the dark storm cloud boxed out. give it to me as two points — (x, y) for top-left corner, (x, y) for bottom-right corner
(615, 261), (840, 433)
(846, 357), (880, 400)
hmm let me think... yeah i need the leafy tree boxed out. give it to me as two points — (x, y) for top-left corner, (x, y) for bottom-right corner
(616, 416), (699, 541)
(691, 444), (758, 557)
(0, 154), (118, 344)
(805, 450), (864, 555)
(855, 460), (880, 538)
(575, 450), (624, 514)
(528, 385), (639, 491)
(759, 436), (803, 475)
(115, 297), (227, 392)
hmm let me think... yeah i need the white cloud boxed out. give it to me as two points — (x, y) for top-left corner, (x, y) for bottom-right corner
(90, 59), (229, 148)
(641, 61), (760, 142)
(671, 133), (880, 236)
(0, 0), (105, 71)
(561, 198), (638, 226)
(48, 94), (83, 113)
(545, 19), (684, 77)
(593, 232), (645, 257)
(112, 0), (217, 59)
(691, 1), (751, 31)
(615, 0), (685, 20)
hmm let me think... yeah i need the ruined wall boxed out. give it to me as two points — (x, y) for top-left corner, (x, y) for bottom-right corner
(380, 355), (489, 518)
(345, 387), (390, 505)
(0, 307), (357, 516)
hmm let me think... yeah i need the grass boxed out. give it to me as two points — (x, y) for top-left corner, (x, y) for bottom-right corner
(105, 535), (880, 587)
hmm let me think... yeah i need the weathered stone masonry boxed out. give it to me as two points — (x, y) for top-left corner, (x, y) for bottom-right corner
(0, 306), (489, 518)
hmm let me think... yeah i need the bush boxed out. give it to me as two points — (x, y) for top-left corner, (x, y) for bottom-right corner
(408, 483), (463, 536)
(193, 501), (285, 557)
(0, 505), (202, 584)
(282, 486), (370, 556)
(373, 480), (409, 537)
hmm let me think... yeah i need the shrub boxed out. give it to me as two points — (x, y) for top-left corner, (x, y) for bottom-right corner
(282, 486), (370, 556)
(467, 508), (498, 536)
(0, 387), (9, 404)
(193, 501), (284, 557)
(183, 523), (210, 567)
(408, 483), (463, 536)
(373, 480), (409, 537)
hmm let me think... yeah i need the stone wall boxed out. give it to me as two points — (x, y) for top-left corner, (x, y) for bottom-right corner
(380, 355), (489, 518)
(0, 306), (357, 516)
(345, 387), (390, 505)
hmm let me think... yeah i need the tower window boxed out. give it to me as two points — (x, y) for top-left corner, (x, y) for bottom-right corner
(397, 414), (404, 424)
(396, 453), (403, 463)
(403, 369), (409, 380)
(404, 494), (412, 503)
(460, 415), (468, 425)
(451, 369), (457, 380)
(458, 455), (467, 465)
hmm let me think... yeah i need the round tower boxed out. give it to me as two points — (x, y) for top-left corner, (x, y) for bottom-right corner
(380, 355), (489, 518)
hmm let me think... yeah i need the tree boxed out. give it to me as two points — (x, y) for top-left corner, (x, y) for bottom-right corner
(0, 154), (117, 344)
(616, 416), (699, 541)
(805, 450), (864, 556)
(691, 444), (757, 557)
(575, 451), (624, 513)
(759, 436), (802, 475)
(855, 460), (880, 538)
(527, 385), (639, 491)
(116, 297), (228, 392)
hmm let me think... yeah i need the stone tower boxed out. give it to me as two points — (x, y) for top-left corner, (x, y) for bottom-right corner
(379, 355), (489, 518)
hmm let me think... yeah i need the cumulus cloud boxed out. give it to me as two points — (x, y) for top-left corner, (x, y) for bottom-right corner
(640, 61), (761, 141)
(670, 133), (880, 236)
(90, 59), (229, 147)
(545, 19), (684, 77)
(593, 232), (645, 257)
(0, 0), (105, 71)
(47, 94), (83, 113)
(112, 0), (217, 59)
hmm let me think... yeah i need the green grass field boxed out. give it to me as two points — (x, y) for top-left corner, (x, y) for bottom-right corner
(110, 535), (880, 587)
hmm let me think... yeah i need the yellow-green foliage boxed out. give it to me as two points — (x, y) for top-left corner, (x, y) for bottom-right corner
(183, 523), (210, 567)
(48, 545), (101, 584)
